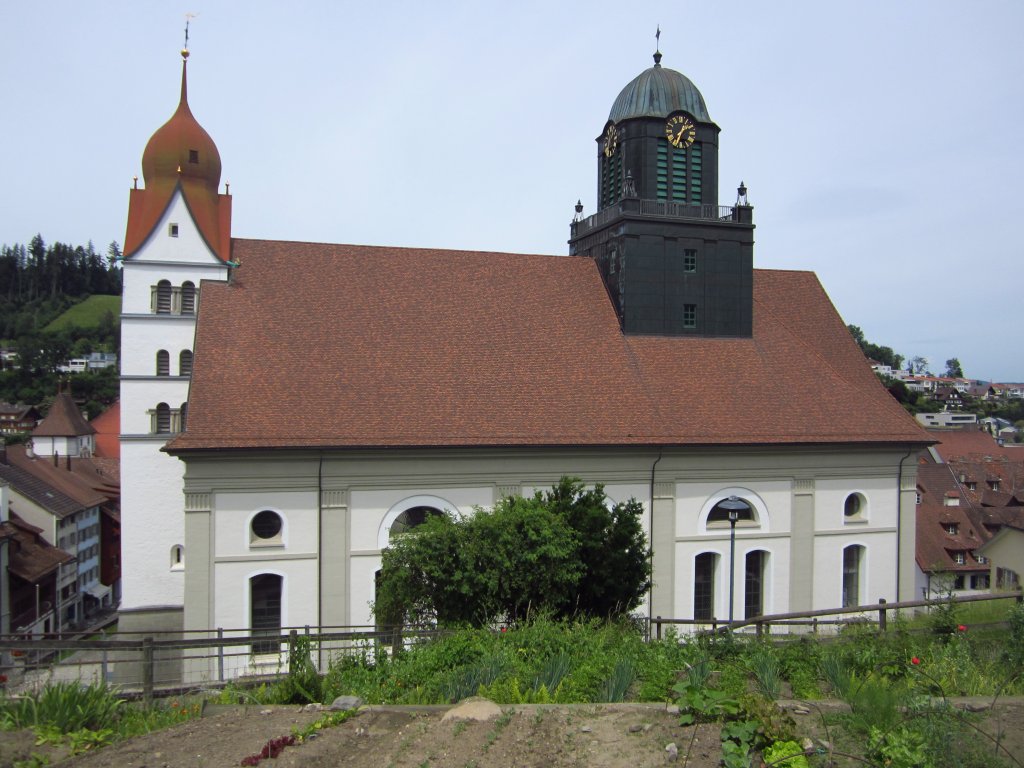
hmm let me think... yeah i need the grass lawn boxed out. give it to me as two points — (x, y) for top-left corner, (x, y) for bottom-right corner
(44, 294), (120, 331)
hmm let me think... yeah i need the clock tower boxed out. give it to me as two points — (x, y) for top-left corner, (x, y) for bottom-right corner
(570, 49), (754, 337)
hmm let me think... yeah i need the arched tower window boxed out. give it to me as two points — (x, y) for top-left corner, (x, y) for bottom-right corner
(181, 282), (196, 314)
(170, 544), (184, 570)
(250, 573), (282, 655)
(179, 350), (193, 376)
(156, 350), (170, 376)
(155, 280), (172, 314)
(154, 403), (170, 433)
(180, 402), (188, 432)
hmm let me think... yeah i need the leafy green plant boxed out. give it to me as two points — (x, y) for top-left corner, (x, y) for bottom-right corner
(762, 739), (809, 767)
(0, 681), (124, 733)
(599, 658), (635, 702)
(737, 693), (796, 749)
(745, 645), (781, 699)
(673, 679), (740, 725)
(532, 651), (572, 693)
(291, 709), (356, 742)
(867, 725), (928, 768)
(818, 653), (852, 699)
(66, 727), (114, 754)
(443, 654), (504, 702)
(720, 719), (757, 768)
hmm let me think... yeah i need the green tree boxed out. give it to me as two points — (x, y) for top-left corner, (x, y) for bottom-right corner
(374, 478), (651, 629)
(944, 358), (964, 378)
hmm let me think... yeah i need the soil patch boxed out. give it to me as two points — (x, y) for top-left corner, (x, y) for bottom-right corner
(0, 698), (1021, 768)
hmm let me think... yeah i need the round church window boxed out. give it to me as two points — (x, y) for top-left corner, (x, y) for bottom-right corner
(252, 510), (283, 541)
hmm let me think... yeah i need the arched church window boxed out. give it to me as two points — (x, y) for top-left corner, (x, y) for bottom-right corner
(707, 497), (755, 525)
(180, 402), (188, 431)
(250, 573), (282, 655)
(389, 506), (444, 540)
(694, 552), (718, 621)
(181, 282), (196, 314)
(744, 550), (768, 619)
(179, 350), (193, 376)
(156, 350), (170, 376)
(842, 545), (865, 608)
(155, 280), (172, 314)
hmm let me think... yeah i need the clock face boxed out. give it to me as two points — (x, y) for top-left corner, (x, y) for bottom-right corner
(665, 114), (696, 148)
(602, 123), (619, 157)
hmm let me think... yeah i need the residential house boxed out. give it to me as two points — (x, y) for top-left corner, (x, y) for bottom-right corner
(0, 487), (75, 638)
(0, 403), (41, 437)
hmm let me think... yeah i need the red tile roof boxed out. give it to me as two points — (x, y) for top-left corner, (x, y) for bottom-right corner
(33, 394), (94, 438)
(90, 401), (120, 459)
(0, 514), (74, 582)
(168, 240), (931, 452)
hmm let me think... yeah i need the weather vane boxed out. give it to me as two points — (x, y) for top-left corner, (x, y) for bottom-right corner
(183, 12), (199, 53)
(656, 25), (661, 53)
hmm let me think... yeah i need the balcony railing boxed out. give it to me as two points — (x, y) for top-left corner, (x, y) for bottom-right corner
(571, 198), (750, 238)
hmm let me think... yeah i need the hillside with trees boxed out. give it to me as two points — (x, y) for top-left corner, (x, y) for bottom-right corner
(0, 235), (121, 417)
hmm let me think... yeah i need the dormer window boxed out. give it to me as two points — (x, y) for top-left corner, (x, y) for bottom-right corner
(952, 551), (966, 565)
(168, 223), (179, 237)
(189, 149), (199, 164)
(966, 482), (976, 491)
(944, 522), (958, 535)
(989, 480), (1000, 491)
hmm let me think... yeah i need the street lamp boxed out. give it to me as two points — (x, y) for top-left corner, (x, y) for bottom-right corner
(718, 495), (750, 624)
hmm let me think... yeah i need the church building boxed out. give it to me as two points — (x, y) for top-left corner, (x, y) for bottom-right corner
(118, 44), (929, 679)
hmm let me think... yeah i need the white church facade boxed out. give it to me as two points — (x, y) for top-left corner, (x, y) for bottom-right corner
(118, 46), (928, 679)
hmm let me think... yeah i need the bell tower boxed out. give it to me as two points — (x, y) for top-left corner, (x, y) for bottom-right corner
(117, 43), (232, 652)
(570, 47), (754, 337)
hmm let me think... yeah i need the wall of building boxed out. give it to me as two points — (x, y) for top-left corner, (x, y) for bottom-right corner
(174, 443), (918, 682)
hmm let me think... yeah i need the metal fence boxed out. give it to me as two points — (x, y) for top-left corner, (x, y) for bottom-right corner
(0, 590), (1018, 702)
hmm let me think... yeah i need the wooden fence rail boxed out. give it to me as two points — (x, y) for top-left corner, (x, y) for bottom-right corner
(0, 589), (1018, 702)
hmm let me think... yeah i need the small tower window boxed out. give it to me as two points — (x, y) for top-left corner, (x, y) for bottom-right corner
(181, 282), (196, 314)
(156, 350), (170, 376)
(188, 149), (199, 164)
(154, 403), (171, 433)
(683, 250), (697, 273)
(179, 350), (193, 377)
(683, 303), (697, 329)
(170, 544), (184, 570)
(155, 280), (172, 314)
(168, 223), (179, 237)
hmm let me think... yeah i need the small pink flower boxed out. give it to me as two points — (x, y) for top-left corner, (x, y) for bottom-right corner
(911, 656), (921, 665)
(957, 624), (967, 632)
(500, 626), (507, 633)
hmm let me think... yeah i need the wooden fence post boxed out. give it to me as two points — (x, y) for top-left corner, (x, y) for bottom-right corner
(141, 637), (154, 706)
(217, 628), (224, 682)
(878, 599), (887, 633)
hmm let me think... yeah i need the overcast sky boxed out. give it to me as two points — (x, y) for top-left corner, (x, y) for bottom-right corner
(3, 1), (1022, 381)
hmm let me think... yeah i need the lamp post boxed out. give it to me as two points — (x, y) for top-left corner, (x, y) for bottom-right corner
(718, 495), (750, 625)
